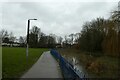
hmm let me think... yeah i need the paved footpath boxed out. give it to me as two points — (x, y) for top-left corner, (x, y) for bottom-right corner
(21, 51), (63, 78)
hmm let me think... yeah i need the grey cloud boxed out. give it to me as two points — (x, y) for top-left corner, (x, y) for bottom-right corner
(2, 2), (118, 38)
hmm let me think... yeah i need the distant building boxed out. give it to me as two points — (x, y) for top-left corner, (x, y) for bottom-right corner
(2, 42), (20, 47)
(55, 43), (63, 48)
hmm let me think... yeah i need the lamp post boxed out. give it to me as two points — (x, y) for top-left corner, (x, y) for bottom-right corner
(26, 19), (37, 58)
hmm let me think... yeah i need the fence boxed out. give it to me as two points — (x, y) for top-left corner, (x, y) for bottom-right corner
(50, 49), (86, 79)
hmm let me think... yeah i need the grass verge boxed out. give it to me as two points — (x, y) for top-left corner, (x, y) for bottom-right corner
(2, 47), (48, 78)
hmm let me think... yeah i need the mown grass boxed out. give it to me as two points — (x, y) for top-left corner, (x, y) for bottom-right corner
(2, 47), (48, 78)
(57, 48), (119, 78)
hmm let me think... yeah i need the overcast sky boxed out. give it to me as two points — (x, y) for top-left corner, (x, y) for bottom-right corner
(1, 0), (119, 38)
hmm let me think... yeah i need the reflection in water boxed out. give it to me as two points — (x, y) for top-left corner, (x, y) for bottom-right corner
(63, 55), (88, 78)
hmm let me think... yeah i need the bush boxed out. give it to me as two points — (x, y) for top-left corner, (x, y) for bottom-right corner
(87, 60), (105, 75)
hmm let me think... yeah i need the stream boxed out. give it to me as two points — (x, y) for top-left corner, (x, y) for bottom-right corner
(62, 55), (89, 78)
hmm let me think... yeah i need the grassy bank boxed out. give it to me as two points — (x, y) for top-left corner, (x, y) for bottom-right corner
(57, 48), (119, 78)
(2, 47), (48, 78)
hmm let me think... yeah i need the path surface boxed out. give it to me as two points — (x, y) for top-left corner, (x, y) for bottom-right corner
(21, 51), (63, 78)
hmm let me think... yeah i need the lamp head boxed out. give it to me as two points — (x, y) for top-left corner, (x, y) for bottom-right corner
(33, 19), (37, 20)
(29, 19), (37, 20)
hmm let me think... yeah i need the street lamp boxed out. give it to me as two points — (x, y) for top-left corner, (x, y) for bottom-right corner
(26, 19), (37, 58)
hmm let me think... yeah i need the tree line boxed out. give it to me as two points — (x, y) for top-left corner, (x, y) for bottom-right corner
(28, 26), (57, 48)
(0, 26), (63, 48)
(63, 5), (120, 57)
(58, 8), (119, 57)
(0, 30), (17, 46)
(0, 25), (77, 48)
(76, 9), (120, 57)
(1, 5), (119, 56)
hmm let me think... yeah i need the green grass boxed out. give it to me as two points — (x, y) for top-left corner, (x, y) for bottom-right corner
(2, 47), (48, 78)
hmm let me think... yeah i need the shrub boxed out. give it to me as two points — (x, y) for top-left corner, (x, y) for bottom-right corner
(87, 60), (105, 75)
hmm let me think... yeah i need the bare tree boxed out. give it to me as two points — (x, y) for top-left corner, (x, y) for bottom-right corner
(19, 36), (25, 44)
(29, 26), (41, 48)
(64, 35), (68, 44)
(57, 36), (63, 44)
(0, 29), (9, 42)
(9, 32), (16, 43)
(69, 33), (74, 45)
(74, 33), (80, 44)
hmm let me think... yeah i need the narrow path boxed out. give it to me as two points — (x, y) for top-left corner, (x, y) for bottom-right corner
(21, 51), (63, 78)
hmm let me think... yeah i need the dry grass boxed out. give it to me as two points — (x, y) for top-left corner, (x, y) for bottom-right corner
(57, 48), (119, 78)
